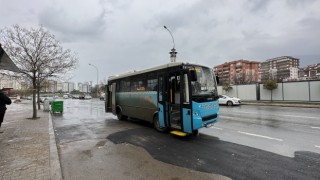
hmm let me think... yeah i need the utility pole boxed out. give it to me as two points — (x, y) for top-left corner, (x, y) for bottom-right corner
(164, 26), (177, 63)
(89, 63), (99, 98)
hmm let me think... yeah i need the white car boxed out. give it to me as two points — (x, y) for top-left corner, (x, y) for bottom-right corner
(84, 95), (92, 99)
(218, 95), (241, 106)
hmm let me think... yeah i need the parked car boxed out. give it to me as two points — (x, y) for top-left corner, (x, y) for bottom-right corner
(79, 94), (85, 99)
(63, 95), (69, 99)
(21, 96), (32, 100)
(39, 97), (46, 103)
(84, 95), (92, 99)
(72, 95), (79, 99)
(100, 93), (106, 101)
(100, 93), (105, 101)
(218, 95), (241, 106)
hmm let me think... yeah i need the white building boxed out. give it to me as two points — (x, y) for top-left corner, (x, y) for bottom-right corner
(0, 74), (22, 90)
(63, 82), (75, 92)
(289, 67), (299, 79)
(78, 82), (91, 93)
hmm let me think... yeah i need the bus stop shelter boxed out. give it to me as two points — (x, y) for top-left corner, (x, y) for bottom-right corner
(0, 44), (19, 72)
(0, 43), (20, 94)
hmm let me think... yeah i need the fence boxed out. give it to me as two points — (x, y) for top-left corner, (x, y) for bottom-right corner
(217, 80), (320, 102)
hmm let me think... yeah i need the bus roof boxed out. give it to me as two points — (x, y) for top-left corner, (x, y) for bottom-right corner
(108, 62), (205, 81)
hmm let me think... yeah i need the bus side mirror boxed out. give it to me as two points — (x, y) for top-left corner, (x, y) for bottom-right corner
(190, 70), (197, 81)
(216, 76), (220, 84)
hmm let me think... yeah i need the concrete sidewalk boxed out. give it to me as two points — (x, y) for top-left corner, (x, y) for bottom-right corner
(0, 101), (61, 180)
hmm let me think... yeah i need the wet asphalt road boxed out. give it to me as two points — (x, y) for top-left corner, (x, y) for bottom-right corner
(200, 105), (320, 157)
(52, 99), (320, 180)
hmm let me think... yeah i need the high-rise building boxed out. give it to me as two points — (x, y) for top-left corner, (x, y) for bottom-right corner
(78, 82), (91, 93)
(214, 60), (260, 85)
(63, 82), (75, 92)
(46, 80), (63, 93)
(260, 56), (299, 82)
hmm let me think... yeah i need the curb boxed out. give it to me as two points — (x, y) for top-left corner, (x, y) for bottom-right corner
(49, 112), (63, 180)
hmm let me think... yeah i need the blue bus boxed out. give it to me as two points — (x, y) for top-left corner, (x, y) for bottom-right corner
(105, 62), (220, 136)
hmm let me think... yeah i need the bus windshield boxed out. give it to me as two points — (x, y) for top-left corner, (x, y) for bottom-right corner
(191, 66), (218, 97)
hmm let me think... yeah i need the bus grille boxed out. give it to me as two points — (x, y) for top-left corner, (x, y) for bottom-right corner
(202, 114), (217, 121)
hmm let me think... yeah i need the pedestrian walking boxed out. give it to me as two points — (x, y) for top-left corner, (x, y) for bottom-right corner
(0, 89), (11, 133)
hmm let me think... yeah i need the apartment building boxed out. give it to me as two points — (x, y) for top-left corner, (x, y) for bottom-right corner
(43, 80), (62, 93)
(214, 60), (260, 85)
(63, 82), (75, 92)
(78, 82), (92, 93)
(299, 63), (320, 80)
(260, 56), (299, 82)
(0, 74), (22, 90)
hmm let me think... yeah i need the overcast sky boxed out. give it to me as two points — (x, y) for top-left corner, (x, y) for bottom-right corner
(1, 0), (319, 84)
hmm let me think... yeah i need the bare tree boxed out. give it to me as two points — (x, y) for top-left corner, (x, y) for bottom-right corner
(263, 79), (278, 101)
(222, 83), (233, 93)
(0, 25), (78, 119)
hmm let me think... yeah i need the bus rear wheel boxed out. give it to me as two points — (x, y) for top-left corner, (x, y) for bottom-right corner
(117, 109), (127, 121)
(153, 114), (167, 132)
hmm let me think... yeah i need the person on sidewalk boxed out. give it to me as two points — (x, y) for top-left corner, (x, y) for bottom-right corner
(0, 89), (12, 133)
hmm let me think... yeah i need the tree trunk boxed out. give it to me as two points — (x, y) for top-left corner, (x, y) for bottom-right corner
(32, 79), (37, 119)
(271, 90), (273, 102)
(37, 84), (41, 110)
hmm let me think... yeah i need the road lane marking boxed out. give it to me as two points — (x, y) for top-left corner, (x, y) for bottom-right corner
(222, 110), (319, 119)
(219, 115), (234, 119)
(210, 127), (222, 130)
(238, 131), (283, 141)
(315, 145), (320, 148)
(282, 115), (319, 119)
(311, 127), (320, 129)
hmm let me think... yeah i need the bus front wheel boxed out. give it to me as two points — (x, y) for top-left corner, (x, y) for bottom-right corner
(153, 114), (167, 132)
(117, 109), (128, 121)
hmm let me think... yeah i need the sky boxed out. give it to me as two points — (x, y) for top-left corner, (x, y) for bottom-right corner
(0, 0), (320, 85)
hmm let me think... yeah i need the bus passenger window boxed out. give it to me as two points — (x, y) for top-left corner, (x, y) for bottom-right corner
(147, 79), (158, 91)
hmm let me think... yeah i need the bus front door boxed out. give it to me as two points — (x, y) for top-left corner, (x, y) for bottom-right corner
(167, 71), (192, 133)
(168, 74), (182, 130)
(180, 71), (193, 133)
(157, 72), (192, 134)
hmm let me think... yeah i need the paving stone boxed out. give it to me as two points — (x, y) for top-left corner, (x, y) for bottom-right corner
(0, 101), (50, 180)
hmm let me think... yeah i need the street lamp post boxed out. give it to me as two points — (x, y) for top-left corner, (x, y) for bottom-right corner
(89, 63), (99, 98)
(163, 25), (177, 63)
